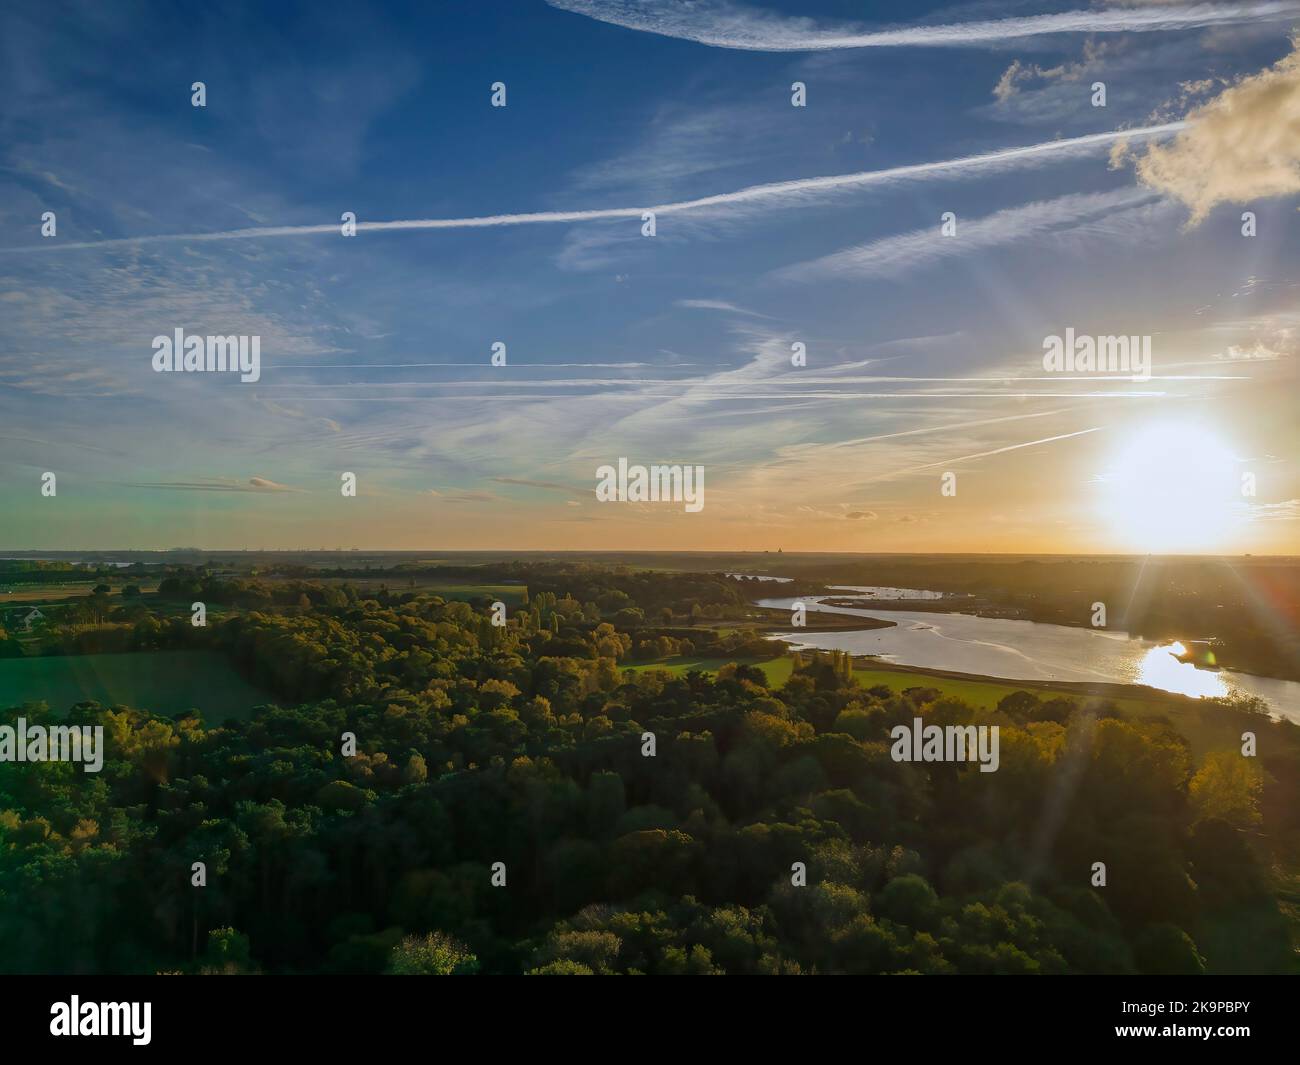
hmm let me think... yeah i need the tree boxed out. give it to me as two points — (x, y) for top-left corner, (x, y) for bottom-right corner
(386, 932), (480, 975)
(201, 927), (254, 974)
(403, 753), (428, 785)
(1190, 750), (1263, 826)
(613, 607), (645, 628)
(875, 874), (939, 931)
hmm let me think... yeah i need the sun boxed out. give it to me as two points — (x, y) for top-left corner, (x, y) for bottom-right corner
(1097, 421), (1242, 553)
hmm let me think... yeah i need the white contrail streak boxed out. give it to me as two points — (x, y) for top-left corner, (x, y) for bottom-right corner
(546, 1), (1300, 51)
(913, 427), (1104, 470)
(774, 188), (1161, 283)
(5, 124), (1184, 254)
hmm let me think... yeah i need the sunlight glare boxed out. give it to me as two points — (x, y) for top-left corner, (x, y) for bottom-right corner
(1099, 421), (1241, 552)
(1136, 642), (1230, 699)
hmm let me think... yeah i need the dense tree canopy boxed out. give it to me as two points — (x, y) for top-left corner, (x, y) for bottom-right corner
(1, 565), (1294, 974)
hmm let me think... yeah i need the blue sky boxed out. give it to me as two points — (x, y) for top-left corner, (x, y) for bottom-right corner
(1, 0), (1297, 552)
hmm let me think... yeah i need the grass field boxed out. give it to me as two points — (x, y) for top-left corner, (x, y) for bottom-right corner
(625, 653), (1272, 757)
(1, 581), (160, 603)
(315, 577), (529, 605)
(625, 656), (795, 685)
(627, 654), (1097, 705)
(0, 650), (274, 723)
(625, 655), (1058, 699)
(418, 583), (528, 605)
(844, 665), (1156, 711)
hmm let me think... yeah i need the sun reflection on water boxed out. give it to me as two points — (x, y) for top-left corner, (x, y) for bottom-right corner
(1136, 641), (1230, 699)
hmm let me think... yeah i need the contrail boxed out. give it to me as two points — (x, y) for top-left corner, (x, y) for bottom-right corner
(546, 0), (1300, 51)
(913, 427), (1105, 470)
(4, 123), (1184, 254)
(774, 188), (1161, 283)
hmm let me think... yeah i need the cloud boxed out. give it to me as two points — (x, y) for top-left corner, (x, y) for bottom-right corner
(546, 1), (1300, 51)
(1116, 37), (1300, 221)
(994, 60), (1031, 103)
(676, 298), (772, 317)
(248, 477), (294, 492)
(553, 224), (645, 272)
(567, 102), (770, 200)
(992, 40), (1116, 102)
(1214, 323), (1296, 359)
(430, 489), (501, 504)
(1252, 498), (1300, 520)
(127, 477), (296, 493)
(5, 126), (1185, 254)
(491, 476), (585, 496)
(1220, 342), (1284, 359)
(773, 188), (1159, 282)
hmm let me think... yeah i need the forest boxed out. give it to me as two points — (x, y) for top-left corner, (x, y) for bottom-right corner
(1, 561), (1297, 974)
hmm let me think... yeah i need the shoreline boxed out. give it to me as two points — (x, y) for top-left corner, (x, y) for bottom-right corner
(836, 655), (1218, 707)
(748, 607), (894, 633)
(763, 593), (1300, 688)
(764, 635), (1283, 716)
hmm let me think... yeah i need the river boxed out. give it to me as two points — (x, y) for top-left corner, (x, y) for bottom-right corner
(757, 592), (1300, 722)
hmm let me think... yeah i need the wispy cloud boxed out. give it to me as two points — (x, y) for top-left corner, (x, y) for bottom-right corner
(676, 298), (772, 317)
(774, 188), (1161, 282)
(491, 476), (586, 496)
(1251, 498), (1300, 520)
(126, 477), (298, 493)
(428, 488), (502, 504)
(547, 1), (1300, 52)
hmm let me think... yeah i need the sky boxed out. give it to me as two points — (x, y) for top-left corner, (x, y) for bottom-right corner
(0, 0), (1297, 554)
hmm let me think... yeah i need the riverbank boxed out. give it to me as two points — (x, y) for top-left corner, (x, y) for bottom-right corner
(764, 631), (1241, 709)
(843, 659), (1298, 759)
(832, 655), (1268, 713)
(807, 590), (1299, 685)
(627, 647), (1292, 758)
(751, 606), (895, 633)
(755, 592), (1300, 719)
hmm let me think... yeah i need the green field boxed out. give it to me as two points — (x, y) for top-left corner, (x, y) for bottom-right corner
(1, 580), (161, 603)
(419, 583), (528, 605)
(622, 655), (1053, 696)
(848, 665), (1106, 711)
(624, 655), (793, 685)
(0, 650), (274, 723)
(627, 655), (1084, 703)
(626, 653), (1271, 757)
(317, 577), (528, 606)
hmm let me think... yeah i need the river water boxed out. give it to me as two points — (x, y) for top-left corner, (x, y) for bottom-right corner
(758, 593), (1300, 722)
